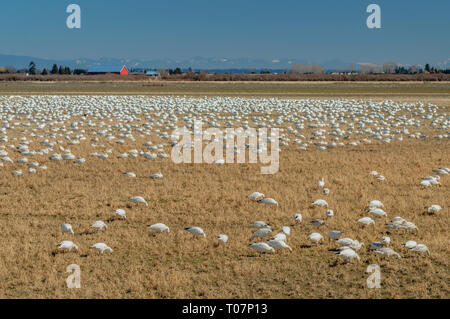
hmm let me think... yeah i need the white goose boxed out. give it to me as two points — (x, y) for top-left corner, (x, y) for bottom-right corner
(90, 243), (113, 254)
(115, 209), (126, 219)
(308, 232), (323, 244)
(328, 230), (343, 240)
(217, 234), (228, 244)
(91, 220), (107, 230)
(185, 227), (206, 238)
(293, 213), (303, 223)
(128, 196), (148, 206)
(61, 223), (74, 235)
(358, 217), (375, 225)
(250, 228), (272, 241)
(267, 239), (292, 252)
(410, 244), (430, 255)
(318, 178), (325, 188)
(248, 221), (270, 229)
(312, 199), (328, 207)
(249, 242), (275, 253)
(57, 240), (78, 251)
(148, 223), (170, 233)
(258, 198), (278, 206)
(247, 192), (265, 200)
(374, 247), (401, 259)
(336, 247), (360, 262)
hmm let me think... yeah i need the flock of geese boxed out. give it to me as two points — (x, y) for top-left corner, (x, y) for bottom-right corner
(54, 169), (444, 261)
(242, 170), (443, 261)
(0, 95), (447, 264)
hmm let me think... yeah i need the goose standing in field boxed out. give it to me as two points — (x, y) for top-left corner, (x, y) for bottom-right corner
(258, 198), (278, 206)
(410, 244), (430, 255)
(217, 234), (228, 244)
(358, 217), (375, 226)
(114, 209), (126, 219)
(325, 209), (334, 218)
(247, 192), (265, 201)
(337, 238), (355, 247)
(381, 236), (391, 246)
(267, 239), (292, 252)
(328, 230), (343, 240)
(427, 205), (442, 214)
(368, 200), (384, 209)
(308, 232), (323, 244)
(185, 227), (206, 238)
(318, 178), (325, 188)
(369, 208), (387, 217)
(148, 223), (170, 233)
(61, 223), (74, 235)
(336, 247), (360, 262)
(248, 221), (270, 229)
(349, 240), (364, 251)
(403, 240), (417, 249)
(249, 242), (275, 253)
(272, 232), (287, 242)
(374, 247), (401, 259)
(57, 240), (78, 251)
(123, 172), (136, 178)
(250, 228), (272, 241)
(293, 213), (303, 223)
(151, 172), (163, 179)
(322, 188), (330, 195)
(128, 196), (148, 206)
(369, 241), (384, 250)
(281, 226), (291, 236)
(91, 220), (107, 230)
(90, 243), (113, 254)
(312, 199), (328, 207)
(310, 219), (328, 227)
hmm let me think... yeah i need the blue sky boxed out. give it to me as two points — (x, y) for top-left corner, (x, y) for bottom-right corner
(0, 0), (449, 65)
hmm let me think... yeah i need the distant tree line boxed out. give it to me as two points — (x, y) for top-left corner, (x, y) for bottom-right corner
(1, 61), (449, 76)
(0, 62), (88, 75)
(357, 61), (449, 75)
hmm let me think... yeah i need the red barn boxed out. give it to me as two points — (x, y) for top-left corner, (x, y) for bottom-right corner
(87, 65), (128, 75)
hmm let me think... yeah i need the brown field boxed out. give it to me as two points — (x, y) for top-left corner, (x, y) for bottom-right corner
(1, 73), (450, 82)
(0, 85), (448, 299)
(0, 80), (450, 97)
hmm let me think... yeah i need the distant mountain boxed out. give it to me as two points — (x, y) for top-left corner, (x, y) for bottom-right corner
(0, 54), (309, 70)
(0, 53), (426, 72)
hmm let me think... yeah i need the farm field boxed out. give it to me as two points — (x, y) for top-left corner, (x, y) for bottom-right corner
(0, 86), (448, 299)
(0, 80), (450, 97)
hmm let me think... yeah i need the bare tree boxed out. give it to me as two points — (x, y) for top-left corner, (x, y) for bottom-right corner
(289, 63), (308, 74)
(157, 67), (169, 77)
(382, 61), (398, 74)
(309, 64), (325, 74)
(5, 65), (16, 73)
(289, 63), (325, 74)
(359, 63), (382, 74)
(408, 66), (420, 74)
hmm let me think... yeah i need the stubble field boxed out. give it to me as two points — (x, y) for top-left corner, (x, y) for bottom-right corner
(0, 83), (448, 298)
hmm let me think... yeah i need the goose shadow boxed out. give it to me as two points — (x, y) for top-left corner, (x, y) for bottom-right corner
(79, 230), (96, 236)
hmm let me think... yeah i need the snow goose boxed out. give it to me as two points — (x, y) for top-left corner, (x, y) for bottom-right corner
(249, 242), (275, 253)
(61, 223), (74, 235)
(148, 223), (170, 233)
(90, 243), (113, 254)
(185, 227), (206, 238)
(57, 241), (78, 251)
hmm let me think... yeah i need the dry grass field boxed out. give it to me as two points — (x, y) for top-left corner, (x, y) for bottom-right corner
(0, 86), (448, 299)
(0, 80), (450, 97)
